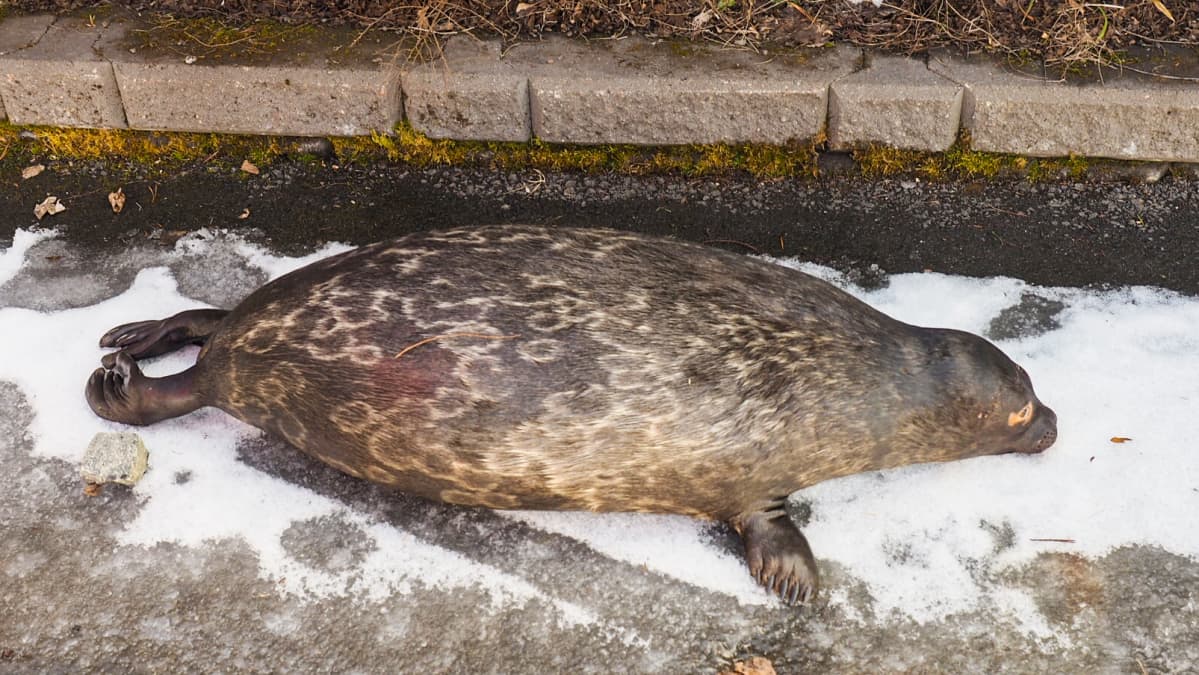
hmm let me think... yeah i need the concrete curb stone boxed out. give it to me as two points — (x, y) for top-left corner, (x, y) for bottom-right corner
(829, 54), (963, 152)
(2, 11), (1198, 163)
(517, 38), (859, 145)
(0, 16), (127, 128)
(930, 53), (1199, 162)
(0, 14), (58, 121)
(402, 38), (530, 142)
(107, 22), (402, 137)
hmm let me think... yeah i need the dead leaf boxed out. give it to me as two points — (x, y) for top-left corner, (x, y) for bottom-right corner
(238, 208), (251, 220)
(515, 2), (535, 14)
(721, 657), (777, 675)
(240, 160), (260, 175)
(1152, 0), (1175, 22)
(33, 196), (66, 220)
(21, 164), (45, 180)
(691, 8), (714, 30)
(108, 187), (126, 214)
(1110, 436), (1133, 443)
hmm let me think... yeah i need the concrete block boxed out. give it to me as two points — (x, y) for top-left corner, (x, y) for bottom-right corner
(110, 36), (401, 137)
(521, 38), (858, 145)
(0, 13), (55, 121)
(0, 14), (55, 56)
(402, 38), (530, 142)
(829, 54), (962, 152)
(930, 54), (1199, 162)
(0, 17), (127, 128)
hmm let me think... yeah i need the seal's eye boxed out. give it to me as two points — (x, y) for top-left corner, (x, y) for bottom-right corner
(1007, 402), (1033, 427)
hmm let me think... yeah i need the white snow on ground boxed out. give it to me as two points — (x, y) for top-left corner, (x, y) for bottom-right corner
(0, 228), (57, 286)
(1, 229), (1197, 630)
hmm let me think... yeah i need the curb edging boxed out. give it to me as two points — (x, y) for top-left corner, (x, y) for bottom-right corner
(1, 12), (1197, 164)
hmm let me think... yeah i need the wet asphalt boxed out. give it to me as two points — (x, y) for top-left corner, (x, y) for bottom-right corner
(3, 157), (1197, 295)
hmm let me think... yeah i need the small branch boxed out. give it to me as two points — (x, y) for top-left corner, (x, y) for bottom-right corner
(1029, 537), (1076, 543)
(704, 239), (763, 255)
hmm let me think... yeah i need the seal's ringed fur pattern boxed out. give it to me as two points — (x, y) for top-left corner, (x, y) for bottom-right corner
(85, 225), (1058, 604)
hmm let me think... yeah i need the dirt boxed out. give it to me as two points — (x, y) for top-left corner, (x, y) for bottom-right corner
(8, 0), (1197, 70)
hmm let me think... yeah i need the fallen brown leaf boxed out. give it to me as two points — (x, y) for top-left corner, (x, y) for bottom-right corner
(238, 208), (251, 219)
(1110, 437), (1133, 444)
(108, 187), (126, 214)
(22, 164), (45, 180)
(34, 196), (66, 220)
(721, 657), (777, 675)
(240, 159), (260, 175)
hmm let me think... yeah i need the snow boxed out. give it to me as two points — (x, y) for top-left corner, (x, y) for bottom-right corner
(1, 228), (1197, 632)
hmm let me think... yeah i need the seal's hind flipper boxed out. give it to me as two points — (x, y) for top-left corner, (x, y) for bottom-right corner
(99, 309), (229, 368)
(86, 351), (203, 426)
(733, 510), (819, 605)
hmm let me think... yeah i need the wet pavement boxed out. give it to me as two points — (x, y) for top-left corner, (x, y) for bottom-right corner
(3, 159), (1199, 293)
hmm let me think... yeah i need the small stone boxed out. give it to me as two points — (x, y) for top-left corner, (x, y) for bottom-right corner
(296, 138), (336, 161)
(80, 432), (149, 490)
(1129, 162), (1169, 184)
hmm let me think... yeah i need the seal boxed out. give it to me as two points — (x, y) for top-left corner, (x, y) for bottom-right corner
(85, 225), (1058, 603)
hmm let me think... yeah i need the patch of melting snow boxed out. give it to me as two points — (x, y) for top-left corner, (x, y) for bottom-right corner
(2, 229), (1197, 635)
(0, 227), (57, 286)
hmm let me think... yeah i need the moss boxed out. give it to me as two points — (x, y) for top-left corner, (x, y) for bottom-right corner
(134, 14), (318, 60)
(943, 143), (1005, 178)
(0, 121), (1123, 184)
(666, 41), (699, 58)
(856, 146), (929, 178)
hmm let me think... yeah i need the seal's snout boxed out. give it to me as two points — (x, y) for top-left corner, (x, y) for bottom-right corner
(1025, 405), (1058, 454)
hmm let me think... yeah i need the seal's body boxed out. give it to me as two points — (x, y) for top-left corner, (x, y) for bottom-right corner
(86, 225), (1057, 603)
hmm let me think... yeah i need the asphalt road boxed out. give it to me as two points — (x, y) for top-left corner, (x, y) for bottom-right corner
(3, 158), (1198, 294)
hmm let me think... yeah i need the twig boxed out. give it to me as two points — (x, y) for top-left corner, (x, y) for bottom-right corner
(704, 239), (763, 254)
(1029, 537), (1076, 543)
(395, 332), (519, 359)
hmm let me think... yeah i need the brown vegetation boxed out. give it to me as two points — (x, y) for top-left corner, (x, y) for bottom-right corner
(10, 0), (1198, 68)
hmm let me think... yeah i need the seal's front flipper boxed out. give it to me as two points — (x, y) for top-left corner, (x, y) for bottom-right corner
(733, 509), (819, 605)
(86, 351), (203, 426)
(99, 309), (229, 368)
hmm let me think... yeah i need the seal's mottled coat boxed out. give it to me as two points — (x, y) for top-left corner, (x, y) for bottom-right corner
(87, 225), (1057, 603)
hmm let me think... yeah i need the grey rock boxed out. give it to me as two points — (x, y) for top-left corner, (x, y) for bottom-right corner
(80, 432), (149, 487)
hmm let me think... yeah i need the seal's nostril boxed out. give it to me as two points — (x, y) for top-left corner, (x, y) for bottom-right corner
(1033, 428), (1057, 452)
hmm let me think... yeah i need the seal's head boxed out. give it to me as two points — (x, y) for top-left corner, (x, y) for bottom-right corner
(931, 329), (1058, 458)
(868, 327), (1057, 470)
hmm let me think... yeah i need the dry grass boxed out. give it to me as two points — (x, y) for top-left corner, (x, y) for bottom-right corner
(821, 0), (1194, 70)
(12, 0), (1197, 68)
